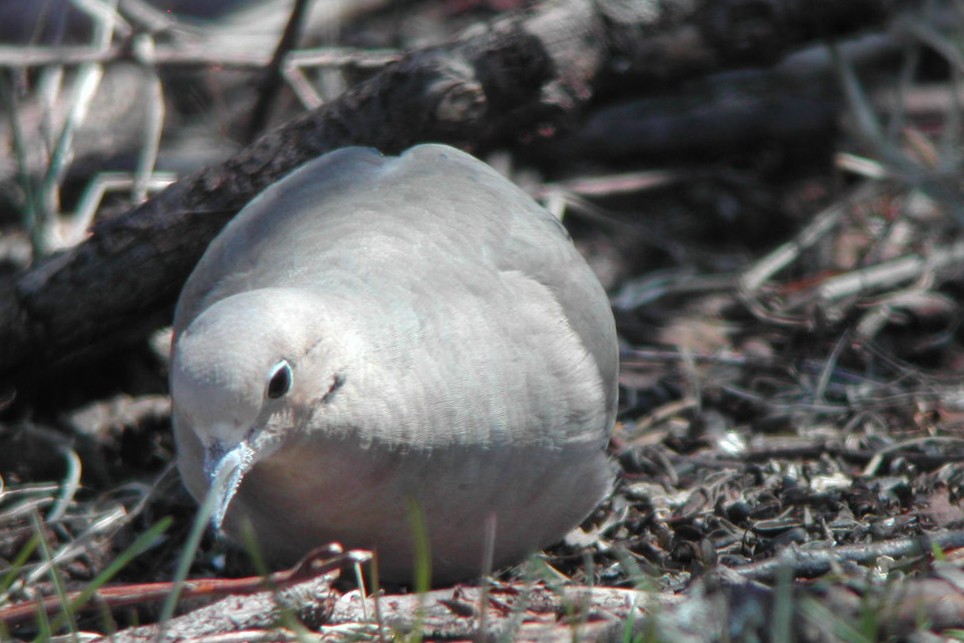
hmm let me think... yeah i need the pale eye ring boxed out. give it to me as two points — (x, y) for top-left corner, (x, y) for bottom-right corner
(267, 360), (293, 399)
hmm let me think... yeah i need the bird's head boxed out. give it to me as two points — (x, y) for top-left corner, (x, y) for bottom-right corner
(170, 288), (350, 530)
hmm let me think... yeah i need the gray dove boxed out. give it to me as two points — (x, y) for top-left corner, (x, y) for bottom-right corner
(170, 144), (618, 583)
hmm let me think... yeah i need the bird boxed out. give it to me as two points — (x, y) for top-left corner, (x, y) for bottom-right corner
(169, 144), (618, 584)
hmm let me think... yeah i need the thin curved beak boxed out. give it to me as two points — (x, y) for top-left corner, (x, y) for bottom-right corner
(204, 439), (256, 531)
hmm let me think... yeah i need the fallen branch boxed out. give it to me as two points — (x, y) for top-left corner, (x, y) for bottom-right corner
(0, 0), (901, 385)
(0, 544), (367, 627)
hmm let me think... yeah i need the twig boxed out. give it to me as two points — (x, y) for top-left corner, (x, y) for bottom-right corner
(738, 182), (883, 323)
(731, 530), (964, 581)
(130, 32), (164, 204)
(0, 544), (369, 627)
(0, 44), (399, 70)
(817, 240), (964, 304)
(245, 0), (314, 143)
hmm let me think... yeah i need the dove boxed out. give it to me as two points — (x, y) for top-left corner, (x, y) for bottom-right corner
(170, 144), (618, 583)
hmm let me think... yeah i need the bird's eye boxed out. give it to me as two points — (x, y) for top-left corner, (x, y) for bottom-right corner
(267, 360), (293, 399)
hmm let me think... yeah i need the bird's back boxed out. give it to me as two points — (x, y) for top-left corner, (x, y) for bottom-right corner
(174, 144), (618, 419)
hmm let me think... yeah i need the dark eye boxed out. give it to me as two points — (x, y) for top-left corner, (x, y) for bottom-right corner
(267, 360), (292, 399)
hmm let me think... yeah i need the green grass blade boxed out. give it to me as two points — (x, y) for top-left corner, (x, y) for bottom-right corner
(30, 511), (77, 638)
(47, 517), (171, 633)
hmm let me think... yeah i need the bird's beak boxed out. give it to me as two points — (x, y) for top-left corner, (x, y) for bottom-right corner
(204, 439), (256, 531)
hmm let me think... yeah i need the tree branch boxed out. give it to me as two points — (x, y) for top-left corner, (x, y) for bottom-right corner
(0, 0), (904, 385)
